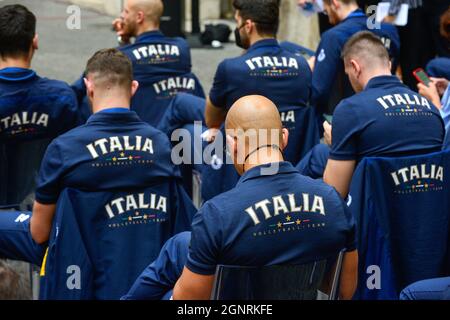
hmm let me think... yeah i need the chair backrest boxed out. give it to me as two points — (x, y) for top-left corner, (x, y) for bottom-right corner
(349, 150), (450, 300)
(211, 251), (345, 300)
(131, 73), (205, 127)
(278, 105), (320, 165)
(40, 180), (195, 300)
(0, 139), (52, 209)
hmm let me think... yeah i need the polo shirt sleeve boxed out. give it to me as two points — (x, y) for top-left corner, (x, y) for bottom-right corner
(329, 101), (359, 161)
(209, 60), (229, 109)
(311, 32), (342, 111)
(186, 201), (222, 276)
(35, 140), (66, 204)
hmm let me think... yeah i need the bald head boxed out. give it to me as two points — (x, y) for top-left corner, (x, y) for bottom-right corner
(226, 95), (282, 133)
(225, 95), (288, 175)
(127, 0), (163, 24)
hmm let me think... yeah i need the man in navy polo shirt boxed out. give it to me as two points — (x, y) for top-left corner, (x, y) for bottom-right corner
(72, 0), (204, 125)
(205, 0), (312, 141)
(324, 31), (445, 198)
(30, 49), (196, 299)
(173, 95), (358, 300)
(0, 4), (80, 206)
(311, 0), (400, 116)
(0, 4), (79, 142)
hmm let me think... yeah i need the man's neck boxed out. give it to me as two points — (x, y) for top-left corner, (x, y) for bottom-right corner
(339, 3), (360, 22)
(243, 147), (284, 173)
(249, 35), (275, 47)
(136, 23), (160, 37)
(92, 98), (131, 114)
(0, 57), (31, 70)
(363, 69), (392, 89)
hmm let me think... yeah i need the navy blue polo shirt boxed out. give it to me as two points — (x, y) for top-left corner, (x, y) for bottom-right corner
(71, 30), (197, 124)
(35, 109), (179, 203)
(209, 39), (312, 110)
(0, 67), (80, 142)
(187, 162), (355, 275)
(120, 30), (192, 83)
(330, 75), (445, 161)
(312, 9), (400, 114)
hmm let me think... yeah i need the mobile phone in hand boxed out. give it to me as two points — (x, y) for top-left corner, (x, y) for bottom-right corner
(413, 68), (431, 86)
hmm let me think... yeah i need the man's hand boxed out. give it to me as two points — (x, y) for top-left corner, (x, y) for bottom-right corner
(308, 56), (316, 71)
(202, 128), (221, 143)
(431, 77), (449, 96)
(418, 81), (442, 109)
(112, 18), (131, 45)
(323, 121), (332, 146)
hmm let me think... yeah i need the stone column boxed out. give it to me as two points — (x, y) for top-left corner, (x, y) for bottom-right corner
(278, 0), (320, 51)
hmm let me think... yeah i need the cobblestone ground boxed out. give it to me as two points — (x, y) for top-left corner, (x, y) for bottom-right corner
(2, 0), (241, 94)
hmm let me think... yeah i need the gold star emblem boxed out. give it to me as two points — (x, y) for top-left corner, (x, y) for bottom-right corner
(128, 216), (132, 221)
(120, 152), (125, 157)
(135, 211), (139, 216)
(286, 216), (291, 222)
(277, 222), (282, 228)
(129, 156), (133, 160)
(143, 215), (148, 220)
(296, 219), (301, 225)
(112, 157), (117, 162)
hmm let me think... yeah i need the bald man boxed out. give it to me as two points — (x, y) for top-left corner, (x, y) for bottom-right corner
(72, 0), (204, 125)
(172, 95), (358, 300)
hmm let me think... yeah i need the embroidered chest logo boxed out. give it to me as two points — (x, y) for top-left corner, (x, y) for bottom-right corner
(86, 135), (154, 167)
(245, 56), (300, 77)
(106, 193), (168, 228)
(0, 112), (49, 136)
(245, 193), (327, 237)
(391, 164), (444, 194)
(153, 77), (196, 99)
(133, 44), (181, 64)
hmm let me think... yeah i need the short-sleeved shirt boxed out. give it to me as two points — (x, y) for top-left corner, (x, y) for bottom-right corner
(312, 9), (400, 115)
(186, 161), (355, 275)
(0, 67), (80, 142)
(209, 39), (312, 110)
(330, 75), (445, 161)
(35, 109), (179, 204)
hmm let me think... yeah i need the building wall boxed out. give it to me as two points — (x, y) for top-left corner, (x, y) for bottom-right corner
(66, 0), (320, 50)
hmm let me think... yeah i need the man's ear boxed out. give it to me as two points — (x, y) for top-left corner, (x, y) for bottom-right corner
(84, 77), (94, 97)
(281, 128), (289, 151)
(226, 134), (237, 158)
(350, 59), (361, 77)
(136, 11), (145, 25)
(331, 0), (340, 10)
(131, 80), (139, 97)
(244, 19), (253, 34)
(32, 34), (39, 51)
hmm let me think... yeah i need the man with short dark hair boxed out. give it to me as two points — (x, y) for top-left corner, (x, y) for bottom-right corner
(30, 48), (196, 299)
(201, 0), (316, 202)
(311, 0), (400, 116)
(0, 4), (79, 141)
(0, 4), (80, 205)
(205, 0), (311, 132)
(323, 31), (445, 199)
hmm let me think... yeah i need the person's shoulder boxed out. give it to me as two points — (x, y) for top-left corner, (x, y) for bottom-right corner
(35, 77), (75, 96)
(334, 94), (361, 113)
